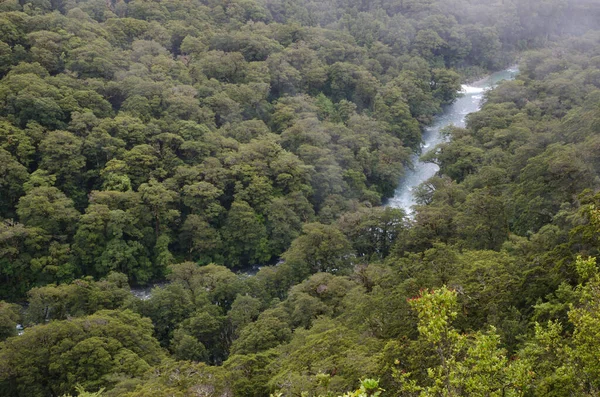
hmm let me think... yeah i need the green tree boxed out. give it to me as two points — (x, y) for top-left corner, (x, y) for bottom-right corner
(16, 186), (80, 237)
(0, 300), (21, 341)
(397, 287), (533, 396)
(221, 199), (270, 268)
(337, 207), (406, 260)
(138, 178), (179, 241)
(282, 222), (354, 277)
(230, 307), (292, 355)
(136, 283), (194, 346)
(0, 148), (28, 217)
(430, 68), (461, 104)
(0, 310), (164, 397)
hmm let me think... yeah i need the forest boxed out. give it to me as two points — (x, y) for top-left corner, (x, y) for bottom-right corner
(1, 0), (600, 395)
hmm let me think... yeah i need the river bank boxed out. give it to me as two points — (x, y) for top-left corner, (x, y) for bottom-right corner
(386, 66), (519, 214)
(127, 67), (519, 302)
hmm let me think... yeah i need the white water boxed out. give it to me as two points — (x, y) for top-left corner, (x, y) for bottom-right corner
(386, 67), (519, 214)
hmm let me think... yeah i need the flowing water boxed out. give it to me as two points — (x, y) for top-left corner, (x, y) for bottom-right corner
(386, 67), (519, 214)
(121, 68), (518, 303)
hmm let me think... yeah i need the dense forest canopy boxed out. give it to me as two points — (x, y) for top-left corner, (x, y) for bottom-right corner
(1, 0), (599, 293)
(1, 0), (600, 395)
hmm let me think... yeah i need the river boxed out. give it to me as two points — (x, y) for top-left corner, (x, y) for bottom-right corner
(14, 67), (521, 334)
(134, 68), (519, 301)
(386, 67), (519, 214)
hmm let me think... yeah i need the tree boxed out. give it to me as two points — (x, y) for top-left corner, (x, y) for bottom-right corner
(24, 273), (131, 324)
(0, 219), (53, 298)
(413, 29), (446, 60)
(228, 294), (262, 338)
(179, 214), (223, 264)
(167, 262), (247, 310)
(230, 307), (292, 355)
(0, 148), (28, 218)
(181, 181), (225, 221)
(0, 300), (21, 341)
(136, 283), (194, 346)
(221, 200), (270, 268)
(120, 145), (160, 188)
(198, 51), (248, 83)
(72, 202), (153, 282)
(517, 257), (600, 395)
(0, 120), (34, 166)
(396, 287), (533, 396)
(564, 257), (600, 393)
(265, 194), (314, 256)
(337, 207), (406, 260)
(108, 360), (231, 397)
(224, 351), (274, 397)
(267, 318), (383, 396)
(373, 80), (422, 149)
(512, 144), (595, 235)
(16, 186), (80, 237)
(455, 188), (508, 250)
(66, 38), (124, 79)
(173, 308), (226, 363)
(170, 328), (209, 362)
(61, 385), (105, 397)
(138, 178), (179, 240)
(0, 310), (164, 397)
(283, 222), (354, 277)
(430, 68), (461, 104)
(0, 41), (12, 74)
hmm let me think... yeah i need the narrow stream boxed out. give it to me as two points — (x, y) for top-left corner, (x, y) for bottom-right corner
(386, 67), (519, 214)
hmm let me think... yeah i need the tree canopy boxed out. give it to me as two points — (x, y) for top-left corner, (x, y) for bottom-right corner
(1, 0), (600, 395)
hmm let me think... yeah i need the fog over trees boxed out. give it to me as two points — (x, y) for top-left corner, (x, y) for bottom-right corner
(0, 0), (600, 396)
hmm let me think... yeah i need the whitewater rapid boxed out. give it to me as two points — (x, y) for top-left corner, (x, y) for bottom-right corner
(386, 67), (518, 214)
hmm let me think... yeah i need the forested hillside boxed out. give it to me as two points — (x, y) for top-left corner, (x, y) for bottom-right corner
(1, 0), (600, 396)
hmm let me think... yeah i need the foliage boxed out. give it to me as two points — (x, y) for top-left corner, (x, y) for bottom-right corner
(0, 310), (164, 397)
(1, 0), (600, 396)
(395, 287), (533, 396)
(0, 0), (592, 298)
